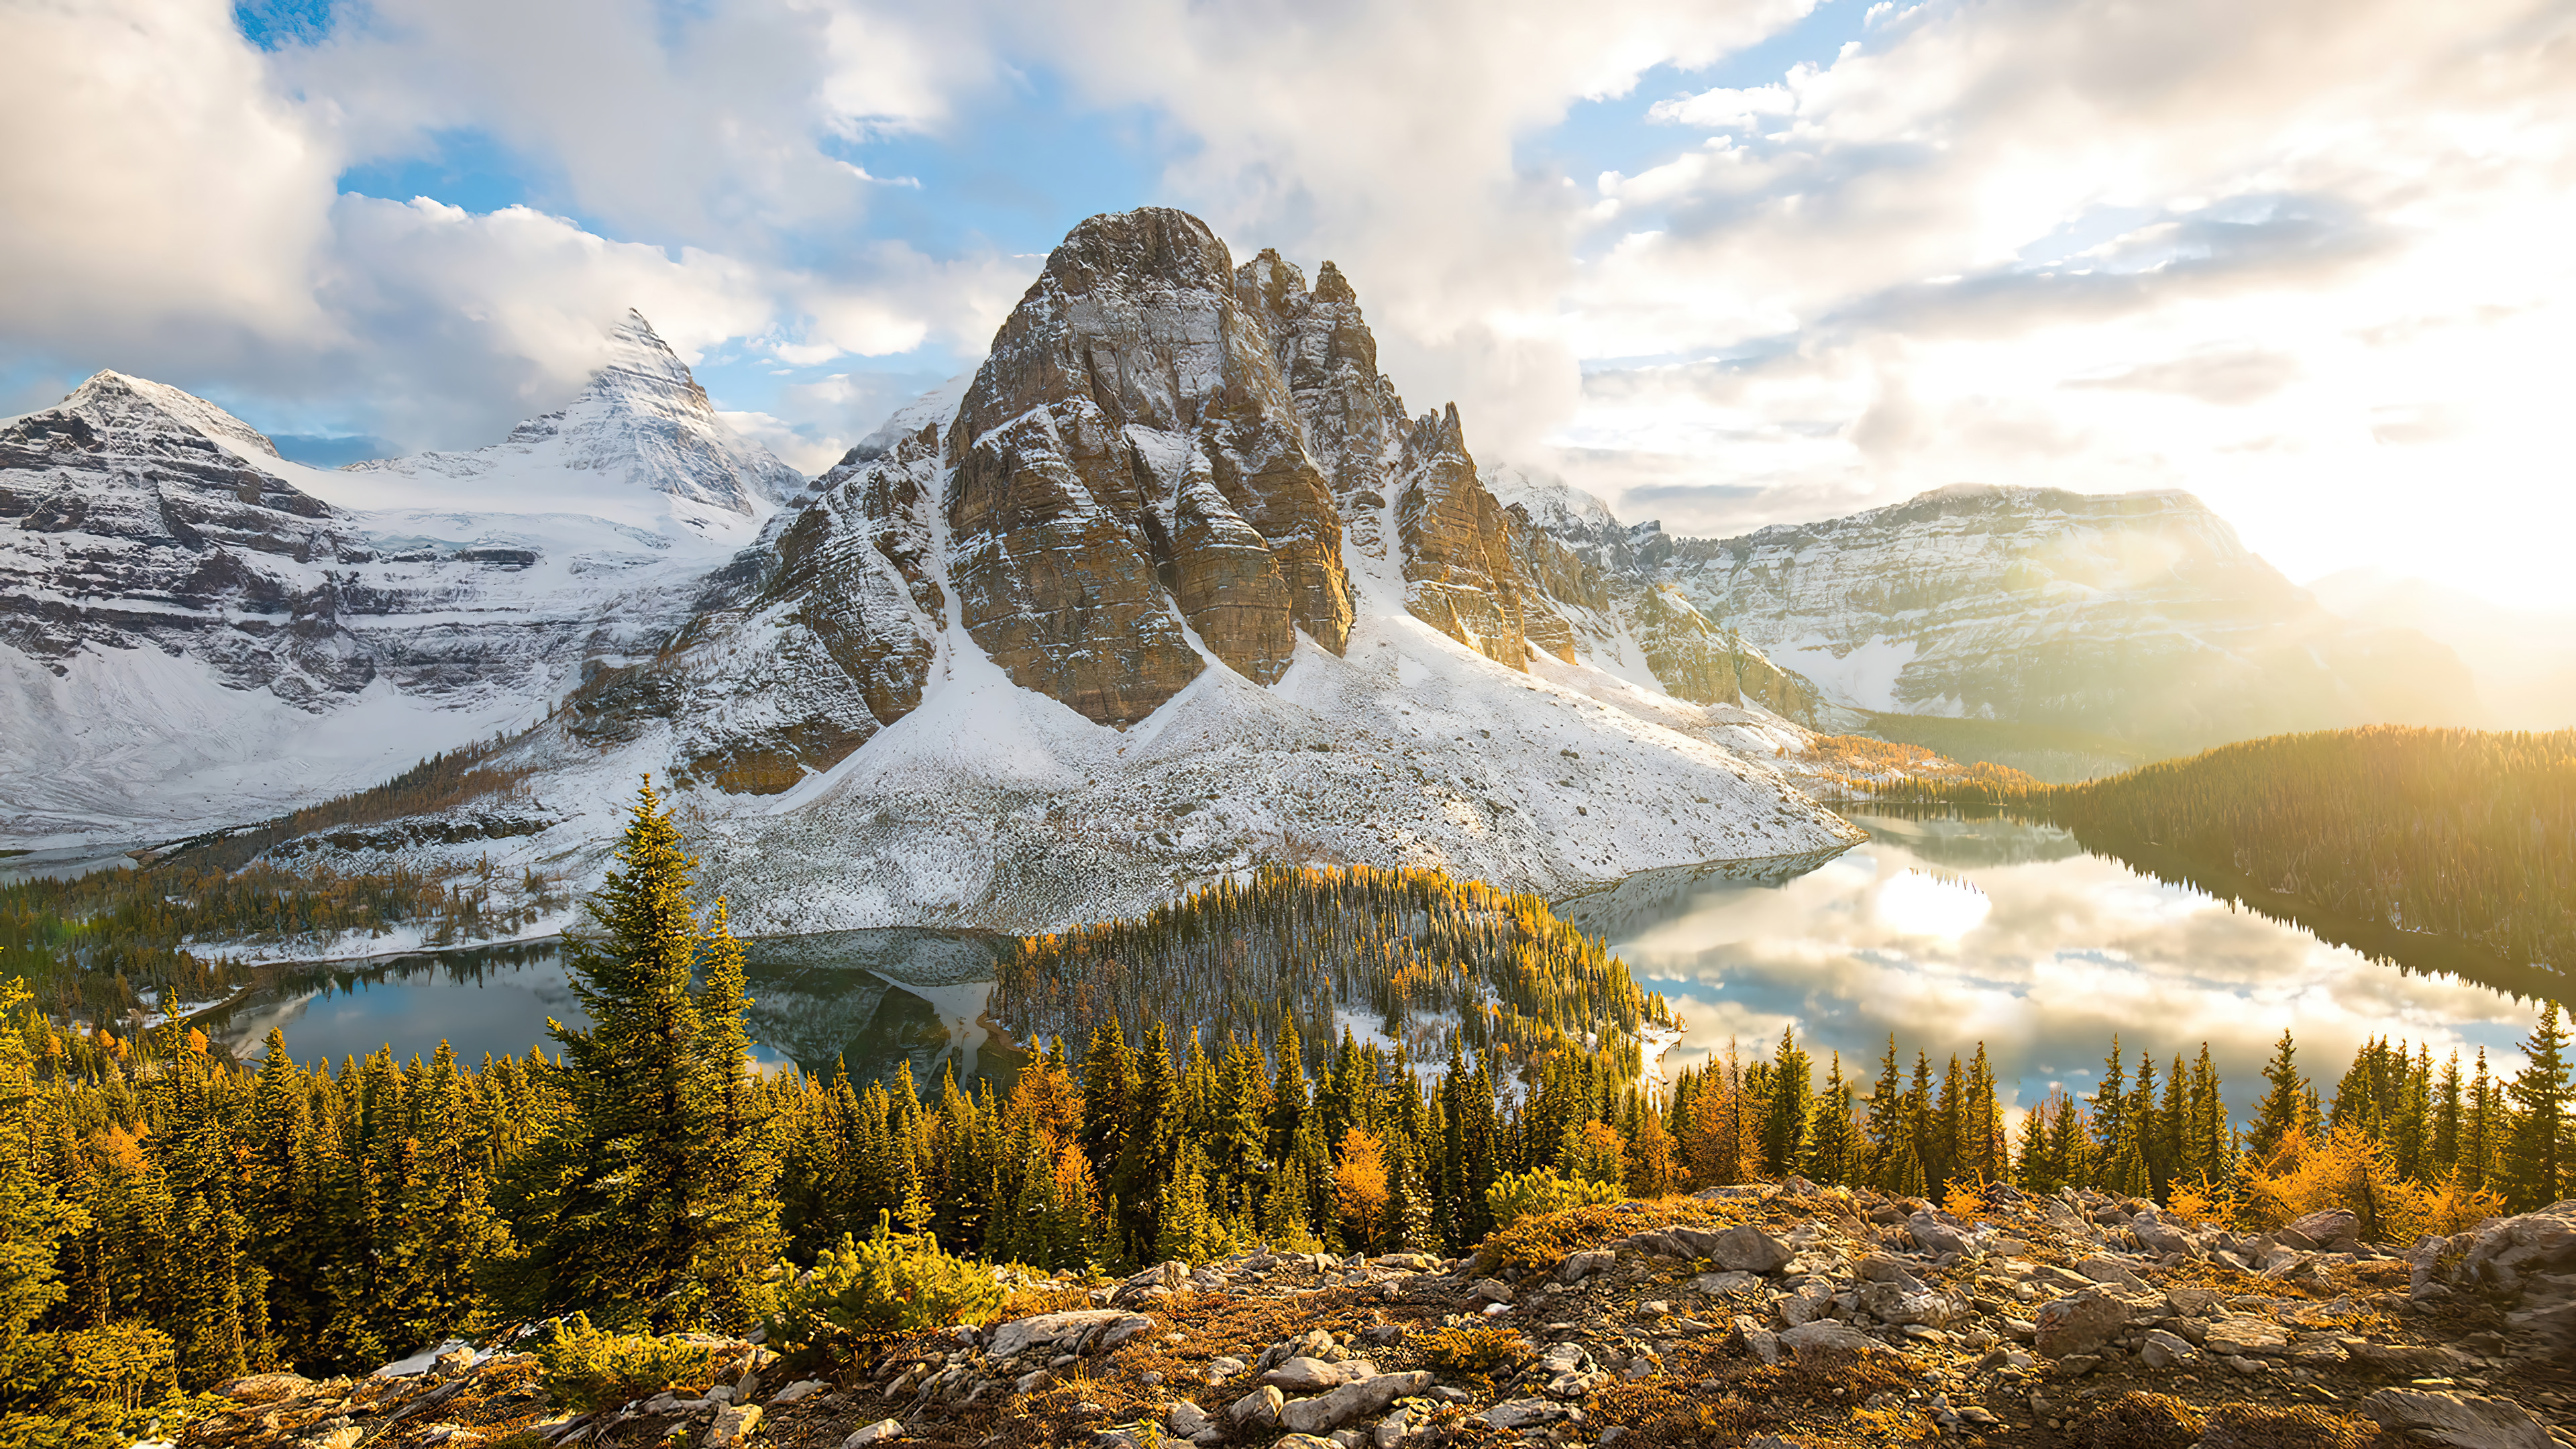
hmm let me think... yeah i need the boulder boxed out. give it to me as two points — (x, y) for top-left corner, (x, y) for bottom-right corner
(1907, 1210), (1971, 1256)
(2076, 1254), (2150, 1291)
(219, 1373), (317, 1404)
(1709, 1224), (1794, 1273)
(1731, 1316), (1781, 1367)
(1228, 1385), (1285, 1429)
(1468, 1278), (1515, 1305)
(2138, 1329), (2198, 1371)
(2359, 1389), (2557, 1449)
(2284, 1210), (2360, 1253)
(839, 1426), (902, 1449)
(1260, 1357), (1362, 1393)
(2034, 1288), (2129, 1359)
(1165, 1401), (1213, 1438)
(2414, 1200), (2576, 1363)
(1276, 1371), (1431, 1434)
(702, 1405), (761, 1449)
(1859, 1281), (1964, 1327)
(986, 1309), (1155, 1362)
(2129, 1210), (2195, 1256)
(1559, 1250), (1615, 1284)
(1481, 1399), (1568, 1430)
(2203, 1317), (2290, 1358)
(1778, 1321), (1884, 1369)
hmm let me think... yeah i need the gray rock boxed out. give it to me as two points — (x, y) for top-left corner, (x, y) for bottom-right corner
(1261, 1357), (1356, 1393)
(2359, 1389), (2557, 1449)
(1731, 1316), (1780, 1367)
(2286, 1210), (2361, 1253)
(2033, 1288), (2129, 1359)
(986, 1309), (1155, 1362)
(1468, 1278), (1515, 1305)
(1228, 1385), (1285, 1428)
(1480, 1399), (1567, 1430)
(1694, 1270), (1759, 1298)
(1276, 1371), (1432, 1434)
(1858, 1281), (1963, 1328)
(1559, 1250), (1615, 1284)
(2204, 1316), (2290, 1357)
(1205, 1355), (1247, 1386)
(702, 1405), (762, 1449)
(1907, 1210), (1970, 1256)
(1777, 1321), (1882, 1368)
(2076, 1254), (2150, 1291)
(1270, 1437), (1340, 1449)
(2129, 1210), (2194, 1256)
(2138, 1329), (2197, 1371)
(1709, 1224), (1793, 1273)
(769, 1380), (826, 1405)
(1166, 1401), (1212, 1438)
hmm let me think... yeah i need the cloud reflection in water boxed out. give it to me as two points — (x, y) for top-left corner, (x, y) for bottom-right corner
(1557, 813), (2538, 1122)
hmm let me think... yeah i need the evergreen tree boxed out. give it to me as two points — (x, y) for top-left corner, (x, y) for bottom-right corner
(1758, 1027), (1812, 1179)
(2247, 1030), (2308, 1160)
(0, 979), (80, 1357)
(495, 778), (781, 1327)
(2503, 1003), (2571, 1210)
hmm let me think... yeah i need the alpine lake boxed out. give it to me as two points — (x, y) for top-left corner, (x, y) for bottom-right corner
(194, 810), (2564, 1112)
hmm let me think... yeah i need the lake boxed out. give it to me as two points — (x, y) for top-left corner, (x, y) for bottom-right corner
(199, 810), (2549, 1108)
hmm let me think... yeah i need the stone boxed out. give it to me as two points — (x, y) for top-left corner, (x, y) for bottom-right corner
(1468, 1278), (1515, 1305)
(1908, 1210), (1971, 1256)
(770, 1380), (826, 1405)
(985, 1309), (1154, 1362)
(1276, 1371), (1432, 1434)
(1858, 1281), (1964, 1328)
(1206, 1356), (1247, 1386)
(1694, 1271), (1759, 1298)
(2359, 1389), (2557, 1449)
(1778, 1321), (1883, 1369)
(2286, 1210), (2361, 1253)
(1167, 1401), (1214, 1438)
(2129, 1210), (2195, 1256)
(2138, 1329), (2198, 1371)
(1708, 1224), (1794, 1273)
(2203, 1317), (2290, 1357)
(1731, 1316), (1781, 1367)
(2345, 1341), (2463, 1376)
(220, 1373), (317, 1403)
(1480, 1399), (1568, 1430)
(1230, 1386), (1286, 1429)
(702, 1405), (761, 1449)
(2076, 1254), (2150, 1291)
(1271, 1437), (1340, 1449)
(433, 1348), (476, 1380)
(2033, 1288), (2130, 1359)
(1262, 1357), (1355, 1393)
(1559, 1250), (1615, 1284)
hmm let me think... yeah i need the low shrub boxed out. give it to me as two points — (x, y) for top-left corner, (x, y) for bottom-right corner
(1483, 1169), (1621, 1230)
(2080, 1391), (2208, 1449)
(2200, 1404), (2379, 1449)
(534, 1313), (715, 1412)
(1409, 1324), (1525, 1381)
(761, 1211), (1005, 1358)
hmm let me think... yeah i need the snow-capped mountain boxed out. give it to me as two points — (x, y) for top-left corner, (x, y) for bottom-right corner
(237, 208), (1862, 932)
(1613, 484), (2483, 747)
(0, 314), (800, 842)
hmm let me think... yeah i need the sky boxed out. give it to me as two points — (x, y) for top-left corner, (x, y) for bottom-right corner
(5, 0), (2574, 609)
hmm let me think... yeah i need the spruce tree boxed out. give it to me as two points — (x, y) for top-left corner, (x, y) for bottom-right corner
(2247, 1030), (2307, 1159)
(2503, 1003), (2571, 1210)
(1759, 1026), (1812, 1179)
(496, 777), (781, 1327)
(0, 978), (80, 1357)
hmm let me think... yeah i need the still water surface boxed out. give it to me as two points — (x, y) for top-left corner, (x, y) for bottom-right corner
(201, 812), (2544, 1108)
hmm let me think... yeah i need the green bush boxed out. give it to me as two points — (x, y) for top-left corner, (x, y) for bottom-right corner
(761, 1211), (1005, 1356)
(1411, 1324), (1525, 1380)
(1483, 1169), (1621, 1228)
(533, 1314), (716, 1412)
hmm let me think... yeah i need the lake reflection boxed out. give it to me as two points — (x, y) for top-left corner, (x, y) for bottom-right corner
(198, 930), (1023, 1091)
(1554, 811), (2542, 1119)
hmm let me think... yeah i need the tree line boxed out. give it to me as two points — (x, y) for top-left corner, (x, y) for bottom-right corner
(1877, 726), (2576, 978)
(1, 782), (2568, 1421)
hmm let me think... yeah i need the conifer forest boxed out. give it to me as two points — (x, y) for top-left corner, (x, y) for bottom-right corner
(2, 782), (2569, 1434)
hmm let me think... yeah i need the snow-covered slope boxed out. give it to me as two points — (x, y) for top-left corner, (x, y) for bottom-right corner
(0, 315), (800, 842)
(1499, 480), (2481, 749)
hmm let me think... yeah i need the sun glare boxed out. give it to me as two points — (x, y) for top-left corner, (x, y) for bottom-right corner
(1873, 866), (1993, 939)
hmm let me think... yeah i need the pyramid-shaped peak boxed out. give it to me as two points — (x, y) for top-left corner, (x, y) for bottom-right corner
(64, 370), (282, 460)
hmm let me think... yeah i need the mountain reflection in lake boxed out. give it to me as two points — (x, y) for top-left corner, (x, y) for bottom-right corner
(197, 929), (1024, 1091)
(1554, 810), (2543, 1120)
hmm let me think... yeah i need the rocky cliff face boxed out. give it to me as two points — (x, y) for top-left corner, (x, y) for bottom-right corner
(1648, 484), (2479, 746)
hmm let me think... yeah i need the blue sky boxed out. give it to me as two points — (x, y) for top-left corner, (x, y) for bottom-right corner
(7, 0), (2573, 616)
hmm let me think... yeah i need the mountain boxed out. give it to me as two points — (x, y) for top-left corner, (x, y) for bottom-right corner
(2308, 567), (2576, 731)
(0, 315), (798, 842)
(219, 208), (1860, 933)
(1521, 482), (2481, 751)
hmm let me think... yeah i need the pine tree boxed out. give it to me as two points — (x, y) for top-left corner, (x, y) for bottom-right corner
(2247, 1030), (2307, 1160)
(2503, 1003), (2571, 1211)
(1759, 1027), (1812, 1179)
(495, 777), (781, 1327)
(1807, 1053), (1862, 1187)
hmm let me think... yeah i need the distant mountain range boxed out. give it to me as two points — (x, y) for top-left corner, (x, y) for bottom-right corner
(0, 207), (2490, 927)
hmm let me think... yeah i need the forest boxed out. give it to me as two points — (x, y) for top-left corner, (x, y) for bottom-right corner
(2, 781), (2569, 1444)
(1878, 726), (2576, 985)
(0, 745), (564, 1023)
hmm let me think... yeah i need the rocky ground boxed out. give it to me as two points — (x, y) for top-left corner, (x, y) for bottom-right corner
(183, 1187), (2575, 1449)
